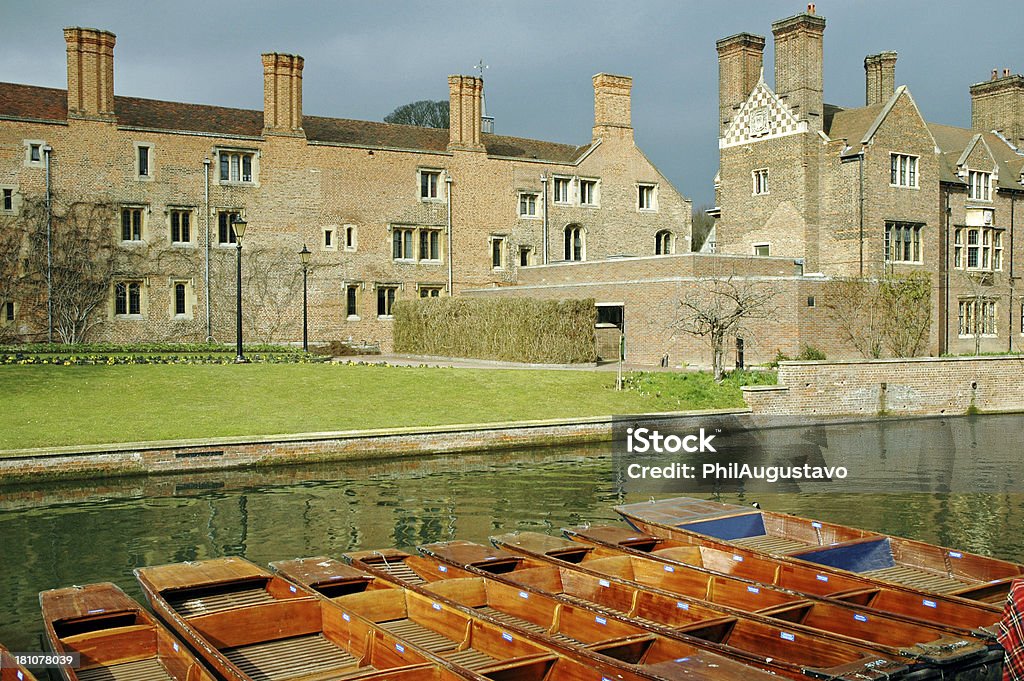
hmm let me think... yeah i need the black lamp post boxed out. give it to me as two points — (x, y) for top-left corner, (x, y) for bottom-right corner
(299, 244), (311, 352)
(232, 215), (247, 363)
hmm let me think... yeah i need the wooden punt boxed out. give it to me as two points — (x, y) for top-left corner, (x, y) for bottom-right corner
(489, 530), (997, 675)
(133, 557), (469, 681)
(271, 556), (779, 681)
(1, 644), (38, 681)
(402, 541), (914, 681)
(565, 524), (1004, 640)
(615, 497), (1024, 604)
(39, 582), (218, 681)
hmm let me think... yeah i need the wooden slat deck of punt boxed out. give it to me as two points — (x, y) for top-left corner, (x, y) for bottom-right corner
(732, 535), (809, 555)
(443, 648), (500, 671)
(475, 606), (577, 644)
(862, 566), (967, 594)
(167, 588), (275, 617)
(223, 633), (358, 681)
(77, 658), (172, 681)
(378, 619), (456, 654)
(374, 563), (425, 586)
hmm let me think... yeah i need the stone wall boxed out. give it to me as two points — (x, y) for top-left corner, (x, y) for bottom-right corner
(742, 355), (1024, 416)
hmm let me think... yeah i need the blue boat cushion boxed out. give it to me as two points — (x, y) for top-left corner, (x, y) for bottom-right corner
(792, 538), (896, 573)
(680, 513), (766, 541)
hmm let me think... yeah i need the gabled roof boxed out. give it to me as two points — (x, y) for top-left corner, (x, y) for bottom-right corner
(0, 81), (591, 164)
(928, 122), (1024, 190)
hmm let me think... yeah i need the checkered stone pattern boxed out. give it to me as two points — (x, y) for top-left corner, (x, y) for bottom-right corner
(720, 83), (803, 148)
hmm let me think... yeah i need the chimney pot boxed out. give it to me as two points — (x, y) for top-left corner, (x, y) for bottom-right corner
(808, 3), (815, 14)
(1004, 68), (1011, 77)
(992, 69), (999, 81)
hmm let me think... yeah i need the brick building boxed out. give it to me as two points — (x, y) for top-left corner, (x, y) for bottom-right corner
(713, 6), (1024, 356)
(0, 28), (690, 347)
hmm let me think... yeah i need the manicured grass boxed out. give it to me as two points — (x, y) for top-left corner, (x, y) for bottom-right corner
(0, 364), (772, 451)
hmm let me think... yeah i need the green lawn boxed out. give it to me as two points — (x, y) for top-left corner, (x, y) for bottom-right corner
(0, 364), (768, 451)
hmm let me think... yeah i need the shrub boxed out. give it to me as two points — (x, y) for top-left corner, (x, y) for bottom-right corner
(796, 345), (826, 361)
(394, 297), (596, 363)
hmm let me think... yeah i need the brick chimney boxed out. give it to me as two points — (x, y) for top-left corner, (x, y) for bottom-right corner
(971, 69), (1024, 147)
(864, 51), (897, 106)
(771, 6), (826, 131)
(262, 53), (304, 136)
(448, 75), (484, 151)
(716, 33), (766, 136)
(592, 73), (633, 140)
(64, 27), (116, 121)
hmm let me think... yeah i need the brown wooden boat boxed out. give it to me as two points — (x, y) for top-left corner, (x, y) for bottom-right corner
(39, 582), (218, 681)
(1, 644), (38, 681)
(565, 524), (1004, 640)
(371, 541), (913, 680)
(616, 497), (1024, 604)
(270, 555), (780, 681)
(133, 557), (470, 681)
(489, 530), (997, 675)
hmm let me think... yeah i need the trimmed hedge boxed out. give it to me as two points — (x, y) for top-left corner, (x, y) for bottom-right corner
(394, 297), (597, 364)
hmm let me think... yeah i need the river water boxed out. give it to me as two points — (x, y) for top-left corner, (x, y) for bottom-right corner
(1, 413), (1022, 652)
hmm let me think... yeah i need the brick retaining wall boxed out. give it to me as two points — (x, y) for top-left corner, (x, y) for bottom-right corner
(742, 355), (1024, 416)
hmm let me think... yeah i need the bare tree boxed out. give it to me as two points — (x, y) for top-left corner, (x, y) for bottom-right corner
(823, 272), (931, 358)
(384, 100), (450, 128)
(675, 277), (778, 381)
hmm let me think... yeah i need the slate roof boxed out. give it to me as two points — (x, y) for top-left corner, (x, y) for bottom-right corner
(0, 81), (591, 164)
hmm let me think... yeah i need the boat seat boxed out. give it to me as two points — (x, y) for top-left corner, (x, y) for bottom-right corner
(223, 633), (357, 681)
(475, 606), (577, 644)
(77, 658), (172, 681)
(732, 535), (808, 555)
(442, 647), (500, 671)
(374, 563), (426, 586)
(862, 566), (965, 594)
(378, 619), (457, 653)
(168, 588), (275, 617)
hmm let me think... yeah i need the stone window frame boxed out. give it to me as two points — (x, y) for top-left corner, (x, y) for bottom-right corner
(0, 185), (19, 215)
(134, 142), (154, 181)
(655, 230), (673, 255)
(1, 301), (16, 325)
(419, 227), (442, 262)
(170, 278), (194, 320)
(564, 224), (586, 262)
(957, 226), (1003, 272)
(890, 153), (919, 189)
(957, 298), (997, 338)
(344, 224), (358, 252)
(519, 245), (534, 267)
(518, 191), (540, 219)
(417, 284), (444, 298)
(112, 279), (147, 319)
(490, 234), (507, 270)
(418, 168), (443, 202)
(752, 168), (770, 196)
(884, 221), (923, 264)
(967, 169), (993, 202)
(375, 283), (400, 319)
(753, 242), (771, 257)
(552, 176), (573, 205)
(216, 147), (259, 186)
(168, 207), (195, 247)
(322, 225), (338, 252)
(216, 208), (245, 246)
(637, 182), (658, 212)
(119, 204), (148, 244)
(579, 178), (600, 208)
(344, 281), (362, 320)
(24, 140), (46, 168)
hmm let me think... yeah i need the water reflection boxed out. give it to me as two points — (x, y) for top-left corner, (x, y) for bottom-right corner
(0, 416), (1022, 653)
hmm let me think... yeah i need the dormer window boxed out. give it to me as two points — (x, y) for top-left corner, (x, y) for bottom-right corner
(968, 170), (992, 201)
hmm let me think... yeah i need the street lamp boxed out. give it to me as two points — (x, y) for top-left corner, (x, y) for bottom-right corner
(299, 244), (311, 352)
(232, 215), (247, 363)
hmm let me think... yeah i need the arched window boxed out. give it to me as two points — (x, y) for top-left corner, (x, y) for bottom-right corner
(655, 230), (672, 255)
(564, 224), (585, 261)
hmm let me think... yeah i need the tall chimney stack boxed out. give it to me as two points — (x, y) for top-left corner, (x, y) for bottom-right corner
(864, 52), (897, 106)
(448, 75), (484, 151)
(771, 8), (826, 131)
(716, 33), (766, 137)
(64, 27), (116, 121)
(592, 73), (633, 141)
(262, 53), (304, 136)
(970, 69), (1024, 148)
